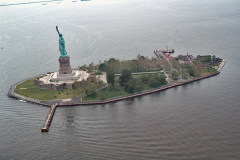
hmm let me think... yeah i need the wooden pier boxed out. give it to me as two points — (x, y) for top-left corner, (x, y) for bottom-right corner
(41, 104), (57, 132)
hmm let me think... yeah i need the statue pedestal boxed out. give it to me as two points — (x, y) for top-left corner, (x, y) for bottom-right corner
(58, 56), (72, 75)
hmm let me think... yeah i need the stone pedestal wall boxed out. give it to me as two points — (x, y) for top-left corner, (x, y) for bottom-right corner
(59, 56), (72, 74)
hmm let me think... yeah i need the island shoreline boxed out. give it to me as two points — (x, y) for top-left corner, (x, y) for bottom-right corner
(7, 59), (226, 107)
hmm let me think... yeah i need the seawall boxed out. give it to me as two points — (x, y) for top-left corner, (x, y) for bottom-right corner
(7, 71), (221, 107)
(60, 71), (221, 106)
(8, 59), (226, 107)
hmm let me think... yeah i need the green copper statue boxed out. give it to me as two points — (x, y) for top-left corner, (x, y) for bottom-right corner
(56, 26), (68, 57)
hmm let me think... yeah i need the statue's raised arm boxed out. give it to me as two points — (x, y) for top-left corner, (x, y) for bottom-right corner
(56, 26), (60, 36)
(56, 26), (68, 57)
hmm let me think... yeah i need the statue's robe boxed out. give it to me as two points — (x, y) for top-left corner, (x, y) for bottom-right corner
(59, 37), (68, 57)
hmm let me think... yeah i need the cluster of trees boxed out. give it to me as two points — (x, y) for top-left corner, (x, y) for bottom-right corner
(106, 71), (115, 86)
(166, 62), (198, 80)
(197, 55), (211, 63)
(182, 64), (197, 77)
(78, 63), (98, 73)
(181, 61), (216, 78)
(169, 55), (217, 80)
(146, 74), (167, 88)
(170, 59), (180, 71)
(196, 55), (216, 63)
(107, 70), (167, 93)
(99, 55), (163, 74)
(168, 55), (219, 80)
(72, 75), (104, 98)
(78, 54), (219, 86)
(171, 71), (179, 80)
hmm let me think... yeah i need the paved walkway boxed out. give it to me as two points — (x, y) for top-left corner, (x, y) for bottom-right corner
(114, 70), (164, 76)
(40, 70), (90, 85)
(217, 59), (226, 72)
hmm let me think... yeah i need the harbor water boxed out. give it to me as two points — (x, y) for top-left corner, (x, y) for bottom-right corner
(0, 0), (240, 159)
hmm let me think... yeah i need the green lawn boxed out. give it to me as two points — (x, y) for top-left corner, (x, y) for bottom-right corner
(15, 79), (85, 100)
(83, 72), (167, 102)
(83, 81), (166, 102)
(199, 67), (217, 76)
(15, 72), (167, 101)
(83, 83), (128, 101)
(115, 72), (165, 78)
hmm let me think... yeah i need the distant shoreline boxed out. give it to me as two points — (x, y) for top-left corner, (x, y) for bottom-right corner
(0, 0), (62, 6)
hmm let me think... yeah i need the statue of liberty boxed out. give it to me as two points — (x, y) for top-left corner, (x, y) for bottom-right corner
(56, 26), (68, 57)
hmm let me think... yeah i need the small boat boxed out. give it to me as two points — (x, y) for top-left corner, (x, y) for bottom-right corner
(19, 100), (27, 103)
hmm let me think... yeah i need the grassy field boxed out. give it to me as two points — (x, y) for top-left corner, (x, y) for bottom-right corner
(83, 82), (166, 102)
(83, 73), (167, 102)
(198, 66), (217, 77)
(14, 72), (167, 101)
(83, 83), (128, 101)
(15, 79), (86, 100)
(83, 68), (219, 102)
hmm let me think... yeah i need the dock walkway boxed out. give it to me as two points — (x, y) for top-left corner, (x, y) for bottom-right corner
(41, 104), (57, 132)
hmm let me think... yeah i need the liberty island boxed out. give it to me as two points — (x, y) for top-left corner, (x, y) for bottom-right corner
(1, 1), (239, 159)
(7, 27), (226, 131)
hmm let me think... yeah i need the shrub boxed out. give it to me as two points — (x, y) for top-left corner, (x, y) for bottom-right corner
(140, 75), (148, 83)
(89, 87), (97, 98)
(107, 71), (115, 86)
(119, 70), (132, 86)
(148, 74), (167, 88)
(171, 71), (179, 80)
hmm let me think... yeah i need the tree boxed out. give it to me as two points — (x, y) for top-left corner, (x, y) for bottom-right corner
(163, 59), (172, 73)
(197, 55), (201, 60)
(183, 64), (196, 77)
(171, 71), (179, 80)
(88, 63), (94, 73)
(73, 81), (81, 89)
(119, 70), (132, 86)
(135, 78), (144, 92)
(107, 71), (115, 87)
(99, 63), (107, 71)
(79, 64), (87, 71)
(170, 59), (180, 71)
(205, 56), (212, 63)
(181, 69), (188, 79)
(188, 67), (195, 77)
(89, 87), (97, 98)
(124, 78), (136, 93)
(148, 74), (167, 88)
(87, 76), (96, 84)
(140, 75), (148, 84)
(212, 55), (216, 60)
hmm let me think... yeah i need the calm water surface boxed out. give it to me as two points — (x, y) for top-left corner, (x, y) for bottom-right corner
(0, 0), (240, 159)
